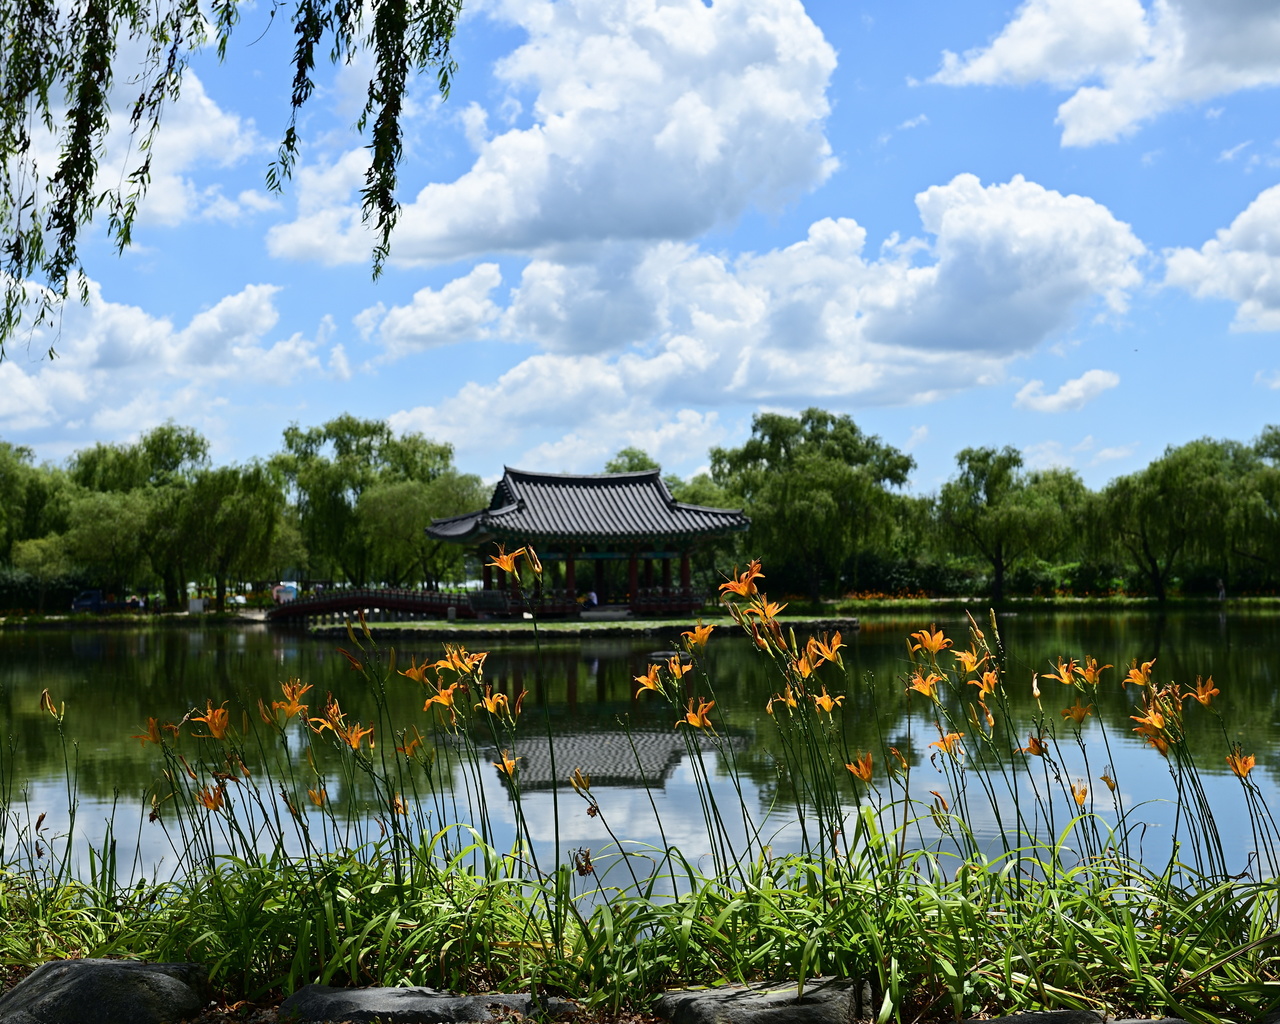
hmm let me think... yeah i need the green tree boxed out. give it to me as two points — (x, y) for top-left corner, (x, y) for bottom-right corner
(0, 442), (37, 563)
(11, 534), (72, 612)
(276, 415), (454, 585)
(63, 489), (152, 594)
(711, 409), (914, 603)
(604, 448), (660, 473)
(358, 471), (486, 587)
(69, 423), (210, 608)
(0, 0), (463, 358)
(939, 447), (1086, 603)
(1099, 438), (1245, 602)
(183, 463), (282, 611)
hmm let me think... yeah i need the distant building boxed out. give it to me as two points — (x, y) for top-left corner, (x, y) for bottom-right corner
(426, 467), (749, 616)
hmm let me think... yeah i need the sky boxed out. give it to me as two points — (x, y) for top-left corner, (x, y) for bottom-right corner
(2, 0), (1280, 493)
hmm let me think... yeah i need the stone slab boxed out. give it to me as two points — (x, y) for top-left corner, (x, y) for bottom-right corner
(654, 977), (875, 1024)
(278, 985), (578, 1024)
(0, 958), (209, 1024)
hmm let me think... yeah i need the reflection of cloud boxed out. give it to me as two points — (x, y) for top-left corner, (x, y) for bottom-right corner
(932, 0), (1280, 146)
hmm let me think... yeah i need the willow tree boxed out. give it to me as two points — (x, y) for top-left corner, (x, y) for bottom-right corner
(0, 0), (462, 358)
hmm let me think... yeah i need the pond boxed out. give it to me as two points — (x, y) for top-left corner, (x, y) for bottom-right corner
(2, 610), (1278, 880)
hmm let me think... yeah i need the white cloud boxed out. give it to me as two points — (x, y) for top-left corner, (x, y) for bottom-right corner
(931, 0), (1280, 146)
(0, 278), (330, 436)
(1014, 369), (1120, 412)
(268, 0), (838, 264)
(389, 174), (1144, 464)
(1164, 184), (1280, 331)
(363, 263), (504, 358)
(1219, 140), (1252, 162)
(1256, 370), (1280, 390)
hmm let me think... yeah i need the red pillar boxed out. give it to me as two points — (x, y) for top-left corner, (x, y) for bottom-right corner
(565, 550), (576, 600)
(628, 551), (639, 610)
(662, 556), (673, 594)
(680, 552), (692, 591)
(643, 558), (654, 588)
(482, 562), (492, 591)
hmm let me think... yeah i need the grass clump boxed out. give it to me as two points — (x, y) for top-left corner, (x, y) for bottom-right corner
(2, 555), (1279, 1023)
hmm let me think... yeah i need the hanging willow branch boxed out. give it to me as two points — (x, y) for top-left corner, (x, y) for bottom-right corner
(0, 0), (462, 360)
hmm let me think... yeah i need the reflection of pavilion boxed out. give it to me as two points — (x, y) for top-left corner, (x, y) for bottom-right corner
(483, 730), (746, 791)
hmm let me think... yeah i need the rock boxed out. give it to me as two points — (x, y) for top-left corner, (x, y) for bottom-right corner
(0, 959), (209, 1024)
(278, 985), (579, 1024)
(654, 977), (876, 1024)
(963, 1014), (1103, 1024)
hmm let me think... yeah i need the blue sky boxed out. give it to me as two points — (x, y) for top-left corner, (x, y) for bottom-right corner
(3, 0), (1279, 492)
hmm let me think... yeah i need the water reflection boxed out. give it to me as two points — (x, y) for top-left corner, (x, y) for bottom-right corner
(1, 611), (1278, 878)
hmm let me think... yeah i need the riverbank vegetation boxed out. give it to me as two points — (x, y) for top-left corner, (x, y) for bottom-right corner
(2, 562), (1277, 1022)
(2, 411), (1279, 615)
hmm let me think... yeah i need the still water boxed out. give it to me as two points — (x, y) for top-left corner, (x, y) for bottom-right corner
(1, 610), (1278, 878)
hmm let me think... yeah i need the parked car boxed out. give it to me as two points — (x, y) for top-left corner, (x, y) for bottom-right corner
(71, 590), (138, 613)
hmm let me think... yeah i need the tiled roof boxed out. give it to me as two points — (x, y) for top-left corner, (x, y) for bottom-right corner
(479, 730), (745, 791)
(427, 468), (749, 545)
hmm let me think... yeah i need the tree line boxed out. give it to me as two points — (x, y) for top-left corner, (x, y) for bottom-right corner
(2, 408), (1278, 612)
(0, 416), (487, 613)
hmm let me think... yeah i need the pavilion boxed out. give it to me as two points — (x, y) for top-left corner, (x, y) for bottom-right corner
(426, 467), (750, 616)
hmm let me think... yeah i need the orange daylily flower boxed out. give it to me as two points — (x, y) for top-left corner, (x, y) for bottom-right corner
(953, 649), (987, 675)
(846, 751), (874, 784)
(812, 686), (843, 713)
(968, 670), (999, 697)
(477, 686), (511, 716)
(1190, 676), (1220, 707)
(677, 697), (715, 730)
(1145, 734), (1171, 757)
(719, 560), (765, 597)
(977, 699), (994, 729)
(1061, 700), (1092, 725)
(744, 596), (789, 620)
(132, 717), (164, 746)
(399, 657), (431, 685)
(909, 627), (951, 656)
(635, 664), (662, 695)
(667, 655), (691, 679)
(1130, 705), (1166, 737)
(494, 751), (521, 777)
(309, 694), (345, 735)
(1075, 657), (1112, 687)
(930, 731), (965, 757)
(335, 720), (374, 751)
(488, 544), (527, 576)
(766, 684), (798, 715)
(391, 794), (408, 816)
(790, 652), (821, 679)
(396, 726), (424, 758)
(1041, 657), (1078, 688)
(193, 700), (231, 740)
(1022, 734), (1047, 756)
(433, 644), (487, 677)
(809, 631), (845, 666)
(907, 670), (943, 700)
(1227, 747), (1256, 779)
(197, 783), (226, 811)
(272, 679), (312, 720)
(1071, 781), (1088, 807)
(1125, 658), (1156, 689)
(888, 747), (909, 774)
(425, 682), (466, 716)
(1099, 771), (1117, 793)
(682, 621), (715, 652)
(307, 787), (327, 807)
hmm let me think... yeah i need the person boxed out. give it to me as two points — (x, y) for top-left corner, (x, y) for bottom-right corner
(585, 589), (598, 609)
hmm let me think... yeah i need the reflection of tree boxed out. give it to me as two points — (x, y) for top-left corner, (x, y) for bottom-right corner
(4, 617), (1279, 816)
